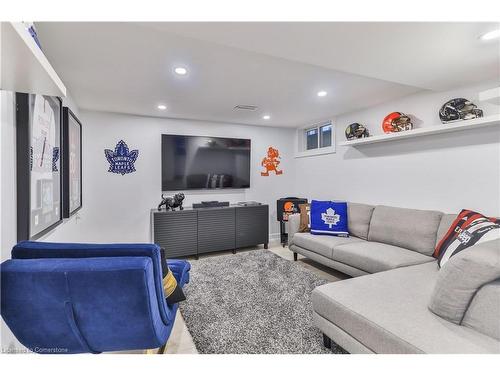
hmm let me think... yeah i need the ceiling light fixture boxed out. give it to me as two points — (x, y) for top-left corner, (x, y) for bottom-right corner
(262, 115), (271, 120)
(317, 90), (328, 97)
(157, 104), (167, 110)
(174, 67), (188, 75)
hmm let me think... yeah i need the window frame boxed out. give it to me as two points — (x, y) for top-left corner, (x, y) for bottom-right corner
(295, 120), (336, 158)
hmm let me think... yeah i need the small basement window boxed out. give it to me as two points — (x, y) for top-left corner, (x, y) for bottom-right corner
(296, 121), (335, 157)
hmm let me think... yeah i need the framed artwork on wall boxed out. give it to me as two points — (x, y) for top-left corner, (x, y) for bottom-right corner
(16, 93), (63, 241)
(62, 107), (82, 217)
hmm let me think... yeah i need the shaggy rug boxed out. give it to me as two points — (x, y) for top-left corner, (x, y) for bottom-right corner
(179, 249), (347, 354)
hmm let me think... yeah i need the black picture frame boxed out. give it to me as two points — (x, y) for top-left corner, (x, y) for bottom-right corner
(16, 93), (63, 241)
(62, 107), (83, 218)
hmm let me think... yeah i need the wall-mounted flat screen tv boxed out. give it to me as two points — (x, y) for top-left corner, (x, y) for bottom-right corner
(161, 134), (251, 190)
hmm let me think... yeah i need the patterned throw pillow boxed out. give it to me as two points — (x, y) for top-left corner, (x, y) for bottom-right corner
(434, 209), (500, 267)
(298, 203), (311, 232)
(310, 200), (349, 237)
(160, 248), (186, 305)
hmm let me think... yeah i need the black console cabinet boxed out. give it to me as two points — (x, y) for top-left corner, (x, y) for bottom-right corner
(152, 204), (269, 258)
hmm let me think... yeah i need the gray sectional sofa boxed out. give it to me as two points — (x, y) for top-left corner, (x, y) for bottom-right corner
(287, 203), (500, 354)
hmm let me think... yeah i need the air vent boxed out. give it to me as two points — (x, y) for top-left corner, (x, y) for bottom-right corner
(234, 105), (258, 111)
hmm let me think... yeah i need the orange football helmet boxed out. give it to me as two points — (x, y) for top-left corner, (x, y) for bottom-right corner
(382, 112), (413, 133)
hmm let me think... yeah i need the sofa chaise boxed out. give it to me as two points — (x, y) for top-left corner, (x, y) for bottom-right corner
(288, 203), (500, 354)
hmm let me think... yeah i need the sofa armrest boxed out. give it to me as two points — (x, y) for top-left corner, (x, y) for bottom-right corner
(288, 213), (301, 245)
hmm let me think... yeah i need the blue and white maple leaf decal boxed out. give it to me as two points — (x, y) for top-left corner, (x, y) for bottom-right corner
(104, 140), (139, 175)
(321, 208), (340, 229)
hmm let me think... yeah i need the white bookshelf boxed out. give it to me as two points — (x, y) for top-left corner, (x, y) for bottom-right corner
(0, 22), (66, 97)
(339, 115), (500, 147)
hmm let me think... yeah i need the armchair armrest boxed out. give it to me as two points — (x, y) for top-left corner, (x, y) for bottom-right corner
(288, 213), (301, 245)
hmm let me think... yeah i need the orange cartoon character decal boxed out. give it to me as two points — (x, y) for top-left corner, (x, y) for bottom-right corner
(261, 146), (283, 176)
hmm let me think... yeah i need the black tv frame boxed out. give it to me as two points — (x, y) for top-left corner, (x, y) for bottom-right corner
(161, 134), (251, 191)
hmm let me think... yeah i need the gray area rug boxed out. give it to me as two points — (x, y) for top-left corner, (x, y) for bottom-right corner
(179, 249), (347, 354)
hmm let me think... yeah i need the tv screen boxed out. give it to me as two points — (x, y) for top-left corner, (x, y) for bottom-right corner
(161, 134), (251, 190)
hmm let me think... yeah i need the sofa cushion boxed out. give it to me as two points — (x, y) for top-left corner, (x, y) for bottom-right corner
(332, 241), (434, 274)
(312, 262), (500, 353)
(428, 239), (500, 324)
(368, 205), (443, 256)
(310, 200), (349, 236)
(347, 202), (375, 240)
(461, 280), (500, 341)
(292, 232), (364, 259)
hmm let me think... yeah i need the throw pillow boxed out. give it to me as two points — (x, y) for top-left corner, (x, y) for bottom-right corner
(428, 239), (500, 324)
(310, 200), (349, 237)
(298, 203), (311, 232)
(434, 209), (500, 267)
(160, 248), (186, 305)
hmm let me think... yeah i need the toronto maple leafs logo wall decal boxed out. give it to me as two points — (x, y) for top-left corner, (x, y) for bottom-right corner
(321, 208), (341, 229)
(104, 140), (139, 175)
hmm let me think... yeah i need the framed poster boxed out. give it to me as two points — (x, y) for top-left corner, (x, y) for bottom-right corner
(16, 93), (63, 241)
(62, 107), (82, 217)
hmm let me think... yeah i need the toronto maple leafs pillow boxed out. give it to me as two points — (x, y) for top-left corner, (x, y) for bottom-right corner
(310, 200), (349, 237)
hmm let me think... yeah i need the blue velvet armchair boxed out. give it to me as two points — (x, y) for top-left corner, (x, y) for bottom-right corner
(0, 241), (190, 354)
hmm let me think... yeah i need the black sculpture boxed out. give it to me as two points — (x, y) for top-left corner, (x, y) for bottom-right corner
(158, 192), (185, 211)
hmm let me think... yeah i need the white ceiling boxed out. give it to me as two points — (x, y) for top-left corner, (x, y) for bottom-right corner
(35, 22), (500, 128)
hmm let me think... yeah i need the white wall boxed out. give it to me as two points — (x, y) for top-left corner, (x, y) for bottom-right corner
(293, 82), (500, 216)
(44, 111), (296, 243)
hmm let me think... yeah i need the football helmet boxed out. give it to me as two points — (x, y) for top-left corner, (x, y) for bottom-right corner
(439, 98), (483, 124)
(382, 112), (413, 133)
(345, 123), (370, 140)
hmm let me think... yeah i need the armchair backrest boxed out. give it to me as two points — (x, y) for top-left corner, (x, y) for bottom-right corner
(12, 241), (170, 325)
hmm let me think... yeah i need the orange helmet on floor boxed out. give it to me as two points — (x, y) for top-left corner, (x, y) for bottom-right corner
(382, 112), (413, 133)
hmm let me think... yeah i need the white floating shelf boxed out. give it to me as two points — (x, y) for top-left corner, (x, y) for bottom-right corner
(479, 87), (500, 105)
(1, 22), (66, 97)
(340, 115), (500, 147)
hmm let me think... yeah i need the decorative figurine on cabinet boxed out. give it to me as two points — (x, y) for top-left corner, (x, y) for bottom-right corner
(158, 192), (185, 211)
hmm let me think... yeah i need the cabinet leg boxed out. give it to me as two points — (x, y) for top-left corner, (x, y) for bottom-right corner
(232, 249), (236, 254)
(264, 243), (268, 249)
(323, 334), (332, 349)
(195, 254), (199, 260)
(293, 252), (298, 261)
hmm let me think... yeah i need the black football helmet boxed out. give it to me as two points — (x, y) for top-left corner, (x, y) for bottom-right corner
(439, 98), (483, 124)
(345, 123), (369, 140)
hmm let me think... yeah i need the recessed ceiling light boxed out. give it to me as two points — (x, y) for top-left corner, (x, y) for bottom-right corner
(262, 115), (271, 120)
(157, 104), (167, 110)
(174, 67), (187, 75)
(479, 29), (500, 41)
(317, 90), (328, 97)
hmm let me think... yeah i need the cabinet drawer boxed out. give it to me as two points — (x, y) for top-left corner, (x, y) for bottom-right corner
(153, 211), (198, 257)
(236, 205), (269, 248)
(198, 208), (235, 253)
